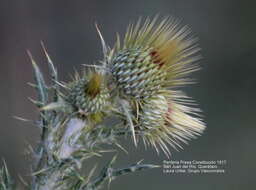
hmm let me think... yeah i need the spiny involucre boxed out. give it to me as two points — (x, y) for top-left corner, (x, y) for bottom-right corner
(67, 71), (111, 122)
(104, 16), (206, 156)
(43, 70), (111, 123)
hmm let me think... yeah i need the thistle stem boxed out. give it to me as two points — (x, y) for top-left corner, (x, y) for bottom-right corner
(31, 118), (86, 190)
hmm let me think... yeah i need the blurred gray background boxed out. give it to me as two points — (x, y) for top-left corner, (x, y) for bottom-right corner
(1, 0), (256, 189)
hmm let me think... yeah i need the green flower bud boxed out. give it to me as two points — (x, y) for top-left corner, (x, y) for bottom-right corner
(68, 72), (110, 118)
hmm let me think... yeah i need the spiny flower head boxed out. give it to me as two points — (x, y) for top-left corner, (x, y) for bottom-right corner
(137, 91), (205, 156)
(67, 71), (110, 120)
(42, 70), (111, 123)
(109, 16), (200, 100)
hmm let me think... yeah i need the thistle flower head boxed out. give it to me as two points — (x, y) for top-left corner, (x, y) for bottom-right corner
(67, 71), (111, 120)
(109, 16), (200, 100)
(138, 90), (205, 156)
(42, 70), (111, 123)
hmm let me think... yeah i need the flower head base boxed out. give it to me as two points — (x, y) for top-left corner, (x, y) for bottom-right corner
(109, 16), (200, 100)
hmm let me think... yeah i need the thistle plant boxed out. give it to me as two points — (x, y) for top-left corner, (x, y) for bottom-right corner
(1, 16), (206, 190)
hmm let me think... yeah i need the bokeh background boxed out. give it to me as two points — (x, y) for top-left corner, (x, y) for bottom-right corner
(1, 0), (256, 189)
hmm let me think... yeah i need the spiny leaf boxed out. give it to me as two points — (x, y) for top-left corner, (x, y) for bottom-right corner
(41, 41), (59, 102)
(81, 156), (159, 190)
(113, 163), (160, 177)
(41, 41), (57, 82)
(27, 50), (48, 106)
